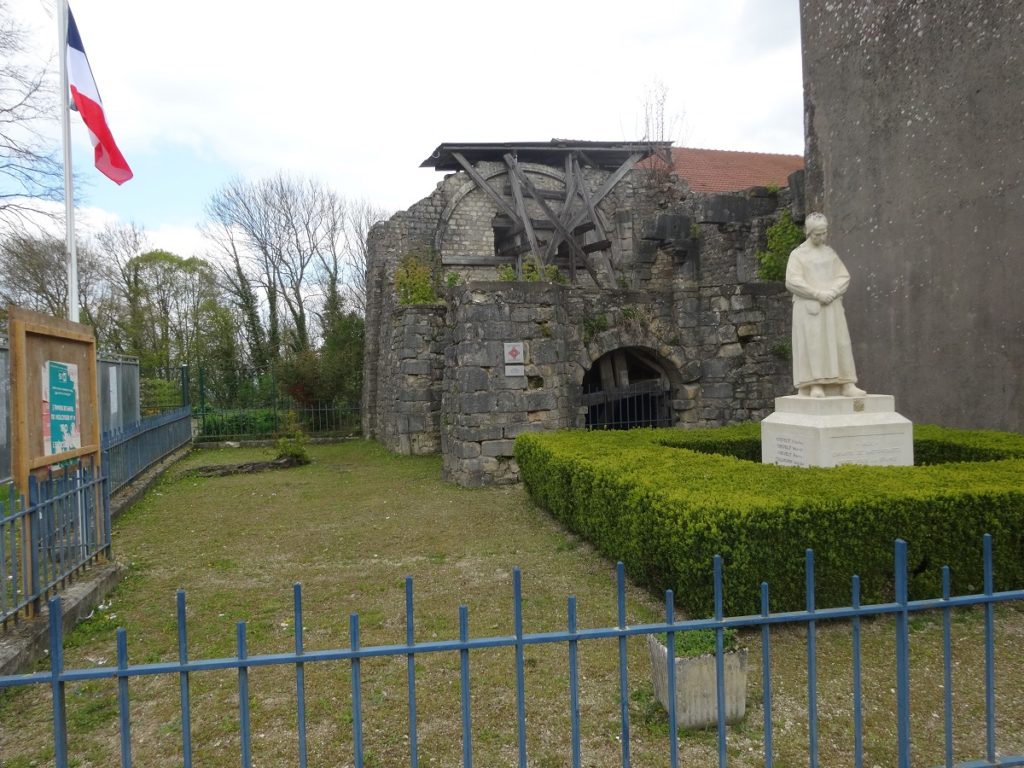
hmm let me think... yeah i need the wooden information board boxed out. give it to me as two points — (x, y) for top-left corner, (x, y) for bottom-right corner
(9, 305), (101, 495)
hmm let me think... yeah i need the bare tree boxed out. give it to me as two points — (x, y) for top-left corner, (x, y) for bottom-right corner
(95, 221), (149, 352)
(0, 232), (113, 329)
(0, 1), (63, 229)
(203, 173), (349, 355)
(343, 199), (390, 316)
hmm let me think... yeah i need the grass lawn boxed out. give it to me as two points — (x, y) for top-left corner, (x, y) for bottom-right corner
(1, 440), (1022, 767)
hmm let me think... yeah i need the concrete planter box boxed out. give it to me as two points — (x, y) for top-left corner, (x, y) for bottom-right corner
(646, 635), (748, 729)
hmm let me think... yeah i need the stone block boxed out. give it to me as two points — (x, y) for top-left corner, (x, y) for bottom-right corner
(455, 425), (504, 442)
(701, 194), (749, 224)
(455, 367), (489, 391)
(702, 383), (734, 399)
(718, 343), (744, 358)
(761, 395), (914, 468)
(481, 439), (516, 457)
(457, 341), (502, 366)
(460, 392), (497, 413)
(503, 422), (546, 438)
(400, 360), (433, 375)
(730, 310), (765, 324)
(717, 326), (739, 343)
(524, 391), (558, 411)
(641, 212), (693, 242)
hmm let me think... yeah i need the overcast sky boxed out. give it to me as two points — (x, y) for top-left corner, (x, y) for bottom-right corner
(12, 0), (804, 258)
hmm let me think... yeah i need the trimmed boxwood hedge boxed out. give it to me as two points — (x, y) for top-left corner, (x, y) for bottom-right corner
(514, 424), (1024, 617)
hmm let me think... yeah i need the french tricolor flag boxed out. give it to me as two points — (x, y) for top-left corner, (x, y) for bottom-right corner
(66, 6), (133, 184)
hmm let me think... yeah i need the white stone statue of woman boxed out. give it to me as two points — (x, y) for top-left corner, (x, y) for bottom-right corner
(785, 212), (866, 398)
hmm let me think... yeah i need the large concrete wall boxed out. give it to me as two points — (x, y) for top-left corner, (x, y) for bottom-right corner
(801, 0), (1024, 431)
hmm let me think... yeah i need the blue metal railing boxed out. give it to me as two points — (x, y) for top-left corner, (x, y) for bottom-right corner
(2, 408), (191, 623)
(1, 535), (1023, 767)
(101, 405), (192, 495)
(1, 463), (109, 624)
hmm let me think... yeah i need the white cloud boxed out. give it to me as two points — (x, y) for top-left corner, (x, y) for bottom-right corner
(8, 0), (804, 234)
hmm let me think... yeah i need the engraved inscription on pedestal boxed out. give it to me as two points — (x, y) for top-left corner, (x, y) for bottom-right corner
(830, 432), (907, 465)
(773, 435), (807, 466)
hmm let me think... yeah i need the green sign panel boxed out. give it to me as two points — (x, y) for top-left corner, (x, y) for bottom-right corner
(42, 360), (81, 456)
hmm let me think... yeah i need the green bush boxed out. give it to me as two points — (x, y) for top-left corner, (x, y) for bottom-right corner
(198, 408), (278, 439)
(515, 424), (1024, 616)
(757, 209), (804, 282)
(395, 248), (440, 305)
(498, 261), (565, 283)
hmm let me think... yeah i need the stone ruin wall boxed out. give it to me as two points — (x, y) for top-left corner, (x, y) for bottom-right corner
(362, 164), (798, 486)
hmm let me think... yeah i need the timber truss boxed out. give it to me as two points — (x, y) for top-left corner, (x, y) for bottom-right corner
(421, 140), (671, 288)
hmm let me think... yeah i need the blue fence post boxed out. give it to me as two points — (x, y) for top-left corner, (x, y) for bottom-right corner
(237, 622), (252, 768)
(405, 577), (419, 768)
(459, 605), (473, 768)
(616, 562), (631, 768)
(713, 555), (727, 768)
(941, 567), (953, 768)
(351, 613), (364, 768)
(665, 590), (678, 768)
(894, 539), (911, 768)
(116, 628), (132, 767)
(48, 596), (69, 768)
(29, 477), (42, 616)
(983, 534), (996, 763)
(567, 596), (581, 768)
(512, 568), (528, 768)
(760, 582), (773, 768)
(176, 591), (193, 768)
(806, 549), (818, 768)
(294, 584), (308, 768)
(851, 575), (863, 767)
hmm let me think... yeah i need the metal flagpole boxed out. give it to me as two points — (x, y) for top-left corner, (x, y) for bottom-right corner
(58, 0), (79, 323)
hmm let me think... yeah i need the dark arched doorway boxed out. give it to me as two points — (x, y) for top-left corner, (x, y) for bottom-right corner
(582, 347), (673, 429)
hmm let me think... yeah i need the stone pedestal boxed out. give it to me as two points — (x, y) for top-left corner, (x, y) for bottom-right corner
(761, 395), (913, 467)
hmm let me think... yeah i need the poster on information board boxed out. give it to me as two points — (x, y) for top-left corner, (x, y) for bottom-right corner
(41, 360), (81, 456)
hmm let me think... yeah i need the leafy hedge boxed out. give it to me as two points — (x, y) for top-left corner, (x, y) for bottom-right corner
(514, 424), (1024, 616)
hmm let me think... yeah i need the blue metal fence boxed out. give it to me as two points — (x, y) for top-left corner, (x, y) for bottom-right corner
(101, 405), (193, 495)
(1, 461), (109, 624)
(1, 407), (192, 624)
(1, 535), (1022, 767)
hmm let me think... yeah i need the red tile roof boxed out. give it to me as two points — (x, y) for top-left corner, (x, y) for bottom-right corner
(660, 147), (804, 194)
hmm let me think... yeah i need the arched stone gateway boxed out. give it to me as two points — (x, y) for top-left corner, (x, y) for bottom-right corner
(582, 347), (679, 429)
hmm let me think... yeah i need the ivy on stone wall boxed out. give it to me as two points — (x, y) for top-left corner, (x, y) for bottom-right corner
(757, 209), (804, 282)
(395, 247), (441, 305)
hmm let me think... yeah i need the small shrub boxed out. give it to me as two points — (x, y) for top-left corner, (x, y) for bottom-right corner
(395, 248), (440, 305)
(275, 435), (310, 465)
(582, 314), (609, 343)
(497, 261), (564, 283)
(757, 209), (804, 282)
(659, 628), (738, 657)
(274, 412), (310, 463)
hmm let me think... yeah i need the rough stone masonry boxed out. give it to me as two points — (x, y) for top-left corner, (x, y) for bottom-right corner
(362, 143), (797, 486)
